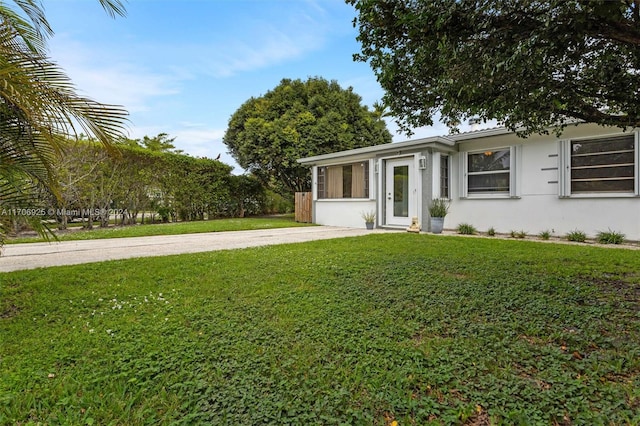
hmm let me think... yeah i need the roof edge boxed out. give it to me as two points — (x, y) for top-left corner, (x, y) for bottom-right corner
(298, 135), (454, 164)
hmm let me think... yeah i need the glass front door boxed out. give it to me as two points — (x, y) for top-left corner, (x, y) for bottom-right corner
(385, 158), (414, 226)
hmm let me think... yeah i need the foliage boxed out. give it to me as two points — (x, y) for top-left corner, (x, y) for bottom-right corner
(0, 0), (128, 246)
(223, 77), (392, 194)
(456, 223), (476, 235)
(224, 174), (266, 218)
(349, 0), (640, 136)
(566, 229), (587, 242)
(510, 230), (527, 239)
(539, 230), (552, 240)
(263, 190), (294, 215)
(596, 229), (626, 245)
(428, 198), (449, 217)
(1, 235), (639, 424)
(361, 210), (376, 223)
(486, 227), (496, 237)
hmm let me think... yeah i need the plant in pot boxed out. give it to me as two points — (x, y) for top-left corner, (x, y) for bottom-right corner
(361, 210), (376, 230)
(428, 198), (449, 234)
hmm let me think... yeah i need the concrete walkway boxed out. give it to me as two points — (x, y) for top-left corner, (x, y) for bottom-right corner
(0, 226), (390, 273)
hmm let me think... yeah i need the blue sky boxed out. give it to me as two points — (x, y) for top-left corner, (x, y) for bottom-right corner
(44, 0), (452, 172)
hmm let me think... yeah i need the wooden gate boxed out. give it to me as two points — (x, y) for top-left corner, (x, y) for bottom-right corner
(294, 192), (312, 223)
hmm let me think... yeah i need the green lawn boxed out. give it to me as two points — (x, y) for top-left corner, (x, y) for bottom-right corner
(6, 215), (313, 244)
(1, 234), (638, 425)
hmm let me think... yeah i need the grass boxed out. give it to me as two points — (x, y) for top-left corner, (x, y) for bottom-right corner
(1, 234), (639, 424)
(6, 215), (313, 244)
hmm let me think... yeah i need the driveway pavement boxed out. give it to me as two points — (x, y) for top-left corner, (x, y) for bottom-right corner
(0, 226), (390, 273)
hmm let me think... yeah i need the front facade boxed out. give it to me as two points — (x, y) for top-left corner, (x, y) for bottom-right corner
(298, 123), (640, 240)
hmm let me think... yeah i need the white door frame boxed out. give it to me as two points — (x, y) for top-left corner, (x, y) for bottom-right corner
(383, 157), (418, 227)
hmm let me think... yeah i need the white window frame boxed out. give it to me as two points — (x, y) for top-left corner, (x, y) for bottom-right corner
(460, 145), (520, 199)
(558, 131), (640, 198)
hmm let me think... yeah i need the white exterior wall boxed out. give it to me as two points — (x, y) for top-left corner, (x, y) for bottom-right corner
(315, 200), (378, 228)
(447, 124), (640, 239)
(311, 160), (378, 229)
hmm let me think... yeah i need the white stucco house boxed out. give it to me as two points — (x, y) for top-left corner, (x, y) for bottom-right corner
(297, 123), (640, 240)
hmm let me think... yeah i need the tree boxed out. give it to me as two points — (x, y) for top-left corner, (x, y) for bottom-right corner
(0, 0), (128, 245)
(137, 133), (182, 153)
(349, 0), (640, 136)
(223, 77), (392, 193)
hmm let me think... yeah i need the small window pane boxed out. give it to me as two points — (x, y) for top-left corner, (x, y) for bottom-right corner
(572, 151), (634, 168)
(572, 179), (635, 193)
(342, 165), (352, 198)
(572, 165), (635, 180)
(468, 173), (510, 193)
(468, 150), (510, 172)
(393, 165), (409, 217)
(572, 136), (634, 155)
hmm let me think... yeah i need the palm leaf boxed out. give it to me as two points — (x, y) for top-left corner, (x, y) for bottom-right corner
(0, 2), (129, 246)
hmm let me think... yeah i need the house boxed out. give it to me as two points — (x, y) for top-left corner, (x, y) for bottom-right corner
(297, 123), (640, 240)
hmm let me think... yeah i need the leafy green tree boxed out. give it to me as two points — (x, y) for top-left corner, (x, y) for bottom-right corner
(226, 174), (265, 218)
(223, 77), (392, 193)
(349, 0), (640, 135)
(137, 133), (182, 154)
(0, 0), (128, 244)
(157, 154), (233, 222)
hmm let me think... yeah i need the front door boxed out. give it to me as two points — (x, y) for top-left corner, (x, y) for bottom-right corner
(385, 158), (414, 227)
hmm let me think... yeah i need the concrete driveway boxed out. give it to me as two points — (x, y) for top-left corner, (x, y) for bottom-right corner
(0, 226), (389, 273)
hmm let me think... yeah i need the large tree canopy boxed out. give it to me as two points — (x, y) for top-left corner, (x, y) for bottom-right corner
(349, 0), (640, 136)
(223, 77), (392, 193)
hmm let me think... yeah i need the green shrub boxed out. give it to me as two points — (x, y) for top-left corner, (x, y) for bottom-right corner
(428, 198), (449, 217)
(538, 230), (551, 240)
(487, 227), (496, 237)
(457, 223), (476, 235)
(510, 230), (526, 239)
(566, 229), (587, 242)
(596, 229), (625, 245)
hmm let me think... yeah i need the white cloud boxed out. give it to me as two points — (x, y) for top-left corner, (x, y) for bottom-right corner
(50, 34), (183, 112)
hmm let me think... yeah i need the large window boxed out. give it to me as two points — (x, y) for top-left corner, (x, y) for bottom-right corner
(467, 149), (511, 194)
(317, 161), (369, 199)
(570, 134), (636, 193)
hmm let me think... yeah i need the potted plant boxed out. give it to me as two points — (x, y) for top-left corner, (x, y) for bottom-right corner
(361, 210), (376, 230)
(428, 198), (449, 234)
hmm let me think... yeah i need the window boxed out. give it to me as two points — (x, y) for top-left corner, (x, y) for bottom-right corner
(317, 161), (369, 199)
(467, 149), (511, 194)
(570, 134), (635, 193)
(440, 155), (449, 198)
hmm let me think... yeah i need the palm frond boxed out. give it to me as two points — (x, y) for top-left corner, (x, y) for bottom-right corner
(98, 0), (127, 18)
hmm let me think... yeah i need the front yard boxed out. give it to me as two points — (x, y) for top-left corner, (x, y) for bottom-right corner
(1, 234), (638, 424)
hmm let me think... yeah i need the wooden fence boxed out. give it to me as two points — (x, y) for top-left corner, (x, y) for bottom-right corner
(294, 192), (312, 223)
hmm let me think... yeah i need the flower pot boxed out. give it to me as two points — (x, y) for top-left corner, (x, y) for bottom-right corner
(365, 222), (374, 230)
(430, 217), (444, 234)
